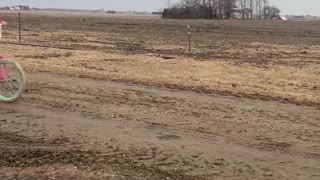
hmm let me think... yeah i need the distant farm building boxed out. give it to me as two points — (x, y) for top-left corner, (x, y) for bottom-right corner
(278, 16), (288, 21)
(152, 12), (163, 15)
(107, 10), (116, 14)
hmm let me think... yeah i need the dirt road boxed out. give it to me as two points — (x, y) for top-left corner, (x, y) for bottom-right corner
(0, 72), (319, 179)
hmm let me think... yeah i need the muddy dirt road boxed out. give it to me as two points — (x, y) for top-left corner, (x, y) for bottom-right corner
(0, 72), (319, 179)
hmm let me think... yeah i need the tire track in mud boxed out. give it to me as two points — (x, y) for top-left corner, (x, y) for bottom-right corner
(0, 110), (200, 180)
(1, 102), (257, 178)
(24, 76), (320, 160)
(0, 144), (197, 180)
(9, 74), (320, 177)
(1, 73), (320, 179)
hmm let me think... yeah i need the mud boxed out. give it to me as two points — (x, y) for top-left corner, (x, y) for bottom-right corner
(1, 73), (319, 179)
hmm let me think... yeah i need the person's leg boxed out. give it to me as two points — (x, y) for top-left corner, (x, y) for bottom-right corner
(0, 65), (4, 81)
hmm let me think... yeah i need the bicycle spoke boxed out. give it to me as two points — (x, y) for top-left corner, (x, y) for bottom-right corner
(7, 81), (18, 96)
(0, 79), (20, 99)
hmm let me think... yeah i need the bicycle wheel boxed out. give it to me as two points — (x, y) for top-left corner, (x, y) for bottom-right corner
(0, 60), (26, 103)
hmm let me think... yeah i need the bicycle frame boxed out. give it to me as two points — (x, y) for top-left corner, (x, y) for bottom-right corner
(0, 20), (9, 81)
(0, 57), (11, 81)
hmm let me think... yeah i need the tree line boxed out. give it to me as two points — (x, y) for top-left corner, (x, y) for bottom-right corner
(162, 0), (280, 19)
(0, 5), (31, 10)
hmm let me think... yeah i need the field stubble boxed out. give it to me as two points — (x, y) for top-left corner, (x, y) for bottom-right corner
(0, 12), (319, 106)
(0, 11), (320, 179)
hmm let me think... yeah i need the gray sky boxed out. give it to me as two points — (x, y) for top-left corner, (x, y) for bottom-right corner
(0, 0), (319, 16)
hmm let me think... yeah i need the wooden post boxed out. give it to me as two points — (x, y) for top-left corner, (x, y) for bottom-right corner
(19, 11), (21, 44)
(187, 25), (191, 55)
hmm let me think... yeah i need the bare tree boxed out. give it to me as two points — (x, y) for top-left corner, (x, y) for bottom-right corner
(264, 5), (280, 19)
(253, 0), (269, 19)
(255, 0), (260, 19)
(162, 0), (280, 20)
(239, 0), (250, 19)
(239, 0), (245, 9)
(262, 0), (269, 19)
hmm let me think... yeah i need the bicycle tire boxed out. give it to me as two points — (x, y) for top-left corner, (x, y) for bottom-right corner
(0, 60), (26, 103)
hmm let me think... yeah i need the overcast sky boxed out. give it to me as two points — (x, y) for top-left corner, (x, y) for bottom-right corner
(0, 0), (319, 16)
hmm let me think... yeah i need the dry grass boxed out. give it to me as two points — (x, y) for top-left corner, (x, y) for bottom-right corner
(1, 43), (319, 106)
(1, 12), (319, 106)
(15, 52), (73, 59)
